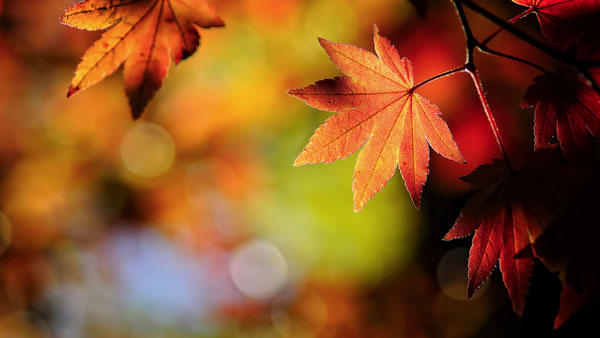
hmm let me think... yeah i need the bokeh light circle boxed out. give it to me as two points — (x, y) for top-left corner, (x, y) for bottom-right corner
(120, 122), (175, 177)
(437, 247), (488, 300)
(229, 239), (288, 300)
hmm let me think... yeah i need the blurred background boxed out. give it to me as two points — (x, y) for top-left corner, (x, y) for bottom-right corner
(0, 0), (595, 337)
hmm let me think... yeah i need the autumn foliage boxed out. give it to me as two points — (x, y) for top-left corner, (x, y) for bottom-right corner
(0, 0), (599, 336)
(521, 69), (600, 157)
(289, 0), (600, 329)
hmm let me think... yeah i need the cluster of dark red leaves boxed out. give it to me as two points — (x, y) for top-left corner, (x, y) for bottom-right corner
(515, 0), (600, 158)
(446, 0), (600, 328)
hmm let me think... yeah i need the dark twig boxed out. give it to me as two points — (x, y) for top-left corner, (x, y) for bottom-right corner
(452, 0), (513, 169)
(410, 66), (467, 93)
(460, 0), (600, 93)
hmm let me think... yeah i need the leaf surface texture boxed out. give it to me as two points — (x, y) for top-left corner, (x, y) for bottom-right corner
(289, 26), (464, 211)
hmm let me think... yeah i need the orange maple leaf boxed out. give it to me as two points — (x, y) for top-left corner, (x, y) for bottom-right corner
(288, 26), (464, 211)
(60, 0), (224, 118)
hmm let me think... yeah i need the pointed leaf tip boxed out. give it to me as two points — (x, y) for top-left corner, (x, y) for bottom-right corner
(373, 24), (380, 36)
(131, 108), (143, 120)
(412, 195), (422, 209)
(467, 287), (475, 299)
(67, 86), (79, 98)
(286, 88), (303, 99)
(441, 230), (467, 241)
(353, 201), (364, 213)
(293, 154), (307, 167)
(213, 17), (226, 27)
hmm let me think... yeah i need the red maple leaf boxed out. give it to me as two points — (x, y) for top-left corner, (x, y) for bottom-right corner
(288, 26), (464, 211)
(443, 150), (564, 314)
(516, 160), (600, 328)
(519, 220), (600, 328)
(520, 69), (600, 158)
(512, 0), (600, 50)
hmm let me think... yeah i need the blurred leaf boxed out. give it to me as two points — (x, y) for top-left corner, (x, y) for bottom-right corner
(60, 0), (224, 118)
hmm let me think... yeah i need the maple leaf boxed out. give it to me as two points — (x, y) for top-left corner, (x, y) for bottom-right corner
(512, 0), (600, 50)
(518, 219), (600, 328)
(288, 25), (464, 211)
(60, 0), (224, 118)
(520, 69), (600, 158)
(515, 161), (600, 328)
(443, 149), (567, 314)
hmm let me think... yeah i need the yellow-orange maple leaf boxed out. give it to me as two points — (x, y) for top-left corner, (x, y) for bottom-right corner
(289, 26), (464, 211)
(60, 0), (224, 118)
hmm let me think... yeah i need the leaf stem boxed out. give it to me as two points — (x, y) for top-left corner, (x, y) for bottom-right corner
(459, 0), (600, 92)
(468, 69), (512, 170)
(453, 0), (512, 168)
(456, 2), (548, 74)
(480, 8), (533, 47)
(410, 66), (466, 93)
(477, 45), (550, 74)
(460, 0), (568, 62)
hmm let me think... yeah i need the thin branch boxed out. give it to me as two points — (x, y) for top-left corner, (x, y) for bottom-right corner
(467, 69), (512, 169)
(410, 66), (467, 93)
(460, 0), (571, 63)
(480, 8), (534, 47)
(477, 45), (550, 74)
(452, 0), (512, 168)
(460, 0), (600, 93)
